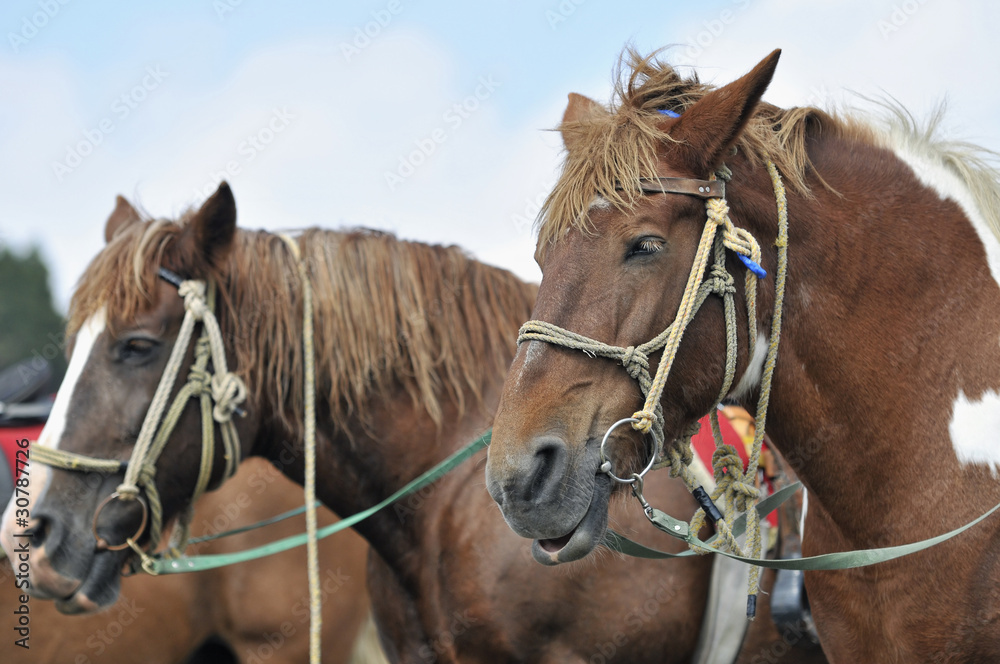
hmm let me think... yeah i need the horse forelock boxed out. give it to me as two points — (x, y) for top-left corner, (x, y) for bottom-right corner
(70, 219), (535, 440)
(68, 216), (185, 338)
(536, 48), (825, 255)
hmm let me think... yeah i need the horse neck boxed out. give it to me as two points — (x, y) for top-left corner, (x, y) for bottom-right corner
(255, 384), (497, 579)
(729, 133), (1000, 546)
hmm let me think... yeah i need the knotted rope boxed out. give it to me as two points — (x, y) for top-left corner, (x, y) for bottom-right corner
(518, 161), (789, 617)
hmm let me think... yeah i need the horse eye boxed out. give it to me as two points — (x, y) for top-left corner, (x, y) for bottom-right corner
(625, 237), (664, 260)
(117, 337), (159, 363)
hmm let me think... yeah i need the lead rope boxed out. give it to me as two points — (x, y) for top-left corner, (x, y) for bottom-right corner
(518, 160), (788, 618)
(279, 234), (322, 664)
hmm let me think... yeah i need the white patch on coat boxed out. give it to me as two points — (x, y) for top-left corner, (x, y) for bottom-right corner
(588, 196), (611, 210)
(949, 389), (1000, 475)
(728, 333), (768, 402)
(511, 340), (544, 391)
(799, 487), (808, 539)
(887, 135), (1000, 291)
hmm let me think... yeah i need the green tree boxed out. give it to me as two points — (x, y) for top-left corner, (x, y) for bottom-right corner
(0, 245), (67, 394)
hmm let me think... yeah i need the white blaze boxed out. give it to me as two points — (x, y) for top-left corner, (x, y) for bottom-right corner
(0, 309), (106, 545)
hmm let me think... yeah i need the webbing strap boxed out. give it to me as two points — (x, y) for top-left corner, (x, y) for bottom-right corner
(604, 483), (1000, 570)
(146, 431), (490, 574)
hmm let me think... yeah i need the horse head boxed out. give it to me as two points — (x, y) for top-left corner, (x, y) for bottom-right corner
(486, 50), (782, 564)
(0, 183), (259, 613)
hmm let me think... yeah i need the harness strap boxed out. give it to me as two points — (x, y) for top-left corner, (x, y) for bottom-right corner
(605, 481), (1000, 571)
(635, 177), (725, 199)
(145, 431), (490, 573)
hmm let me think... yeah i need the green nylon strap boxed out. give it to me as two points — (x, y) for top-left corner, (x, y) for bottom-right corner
(148, 430), (490, 574)
(186, 502), (320, 545)
(604, 483), (1000, 570)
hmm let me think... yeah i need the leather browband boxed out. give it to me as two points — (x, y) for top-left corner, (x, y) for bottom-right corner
(628, 177), (725, 199)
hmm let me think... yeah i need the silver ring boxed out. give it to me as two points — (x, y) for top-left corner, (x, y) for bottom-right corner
(599, 417), (656, 484)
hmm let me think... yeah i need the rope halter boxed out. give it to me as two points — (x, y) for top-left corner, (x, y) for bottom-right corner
(31, 268), (247, 569)
(518, 161), (789, 618)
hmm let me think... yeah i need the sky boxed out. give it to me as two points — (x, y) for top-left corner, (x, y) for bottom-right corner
(2, 0), (999, 313)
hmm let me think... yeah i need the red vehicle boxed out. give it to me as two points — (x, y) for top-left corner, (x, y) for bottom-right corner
(0, 359), (52, 511)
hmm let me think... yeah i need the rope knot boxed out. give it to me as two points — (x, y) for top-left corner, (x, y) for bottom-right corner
(706, 198), (729, 226)
(211, 372), (247, 422)
(187, 365), (210, 391)
(631, 411), (655, 434)
(178, 280), (209, 319)
(711, 445), (744, 482)
(621, 346), (646, 379)
(709, 264), (736, 295)
(116, 484), (141, 500)
(731, 479), (761, 513)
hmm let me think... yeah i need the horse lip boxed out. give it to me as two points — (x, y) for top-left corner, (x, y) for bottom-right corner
(531, 474), (610, 565)
(50, 548), (125, 615)
(54, 588), (102, 615)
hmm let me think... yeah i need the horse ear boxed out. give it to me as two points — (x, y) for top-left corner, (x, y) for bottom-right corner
(179, 182), (237, 272)
(104, 196), (141, 243)
(667, 49), (781, 175)
(559, 93), (607, 151)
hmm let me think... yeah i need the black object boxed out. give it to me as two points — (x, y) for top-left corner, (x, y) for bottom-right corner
(692, 485), (724, 525)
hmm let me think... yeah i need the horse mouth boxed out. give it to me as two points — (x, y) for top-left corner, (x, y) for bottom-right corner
(48, 549), (125, 615)
(531, 473), (611, 565)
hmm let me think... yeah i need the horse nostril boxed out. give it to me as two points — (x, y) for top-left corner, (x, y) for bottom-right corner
(26, 516), (52, 549)
(525, 436), (568, 503)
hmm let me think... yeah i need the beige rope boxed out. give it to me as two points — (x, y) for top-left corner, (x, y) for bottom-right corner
(280, 234), (323, 664)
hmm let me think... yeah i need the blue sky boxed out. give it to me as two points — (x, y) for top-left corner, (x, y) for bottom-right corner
(3, 0), (999, 311)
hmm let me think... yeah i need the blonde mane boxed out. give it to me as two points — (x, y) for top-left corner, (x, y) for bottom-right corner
(538, 48), (1000, 251)
(68, 221), (536, 439)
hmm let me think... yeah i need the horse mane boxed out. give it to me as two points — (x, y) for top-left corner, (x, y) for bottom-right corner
(537, 47), (1000, 253)
(69, 221), (536, 439)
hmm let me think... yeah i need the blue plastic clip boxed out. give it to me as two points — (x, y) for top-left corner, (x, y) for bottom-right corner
(657, 108), (681, 118)
(738, 254), (767, 279)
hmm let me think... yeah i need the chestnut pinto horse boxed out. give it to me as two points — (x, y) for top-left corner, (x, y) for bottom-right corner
(486, 47), (1000, 663)
(0, 186), (823, 663)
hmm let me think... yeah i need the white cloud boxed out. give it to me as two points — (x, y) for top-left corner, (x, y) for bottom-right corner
(2, 30), (557, 311)
(4, 2), (1000, 314)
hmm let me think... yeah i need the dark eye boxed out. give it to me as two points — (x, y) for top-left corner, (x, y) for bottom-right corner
(625, 237), (664, 260)
(116, 337), (160, 364)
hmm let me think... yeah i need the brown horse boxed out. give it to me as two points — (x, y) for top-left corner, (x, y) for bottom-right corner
(0, 186), (824, 663)
(2, 456), (376, 664)
(486, 47), (1000, 663)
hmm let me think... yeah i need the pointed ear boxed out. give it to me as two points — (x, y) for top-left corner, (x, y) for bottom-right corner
(559, 93), (608, 151)
(667, 49), (781, 174)
(105, 195), (142, 243)
(178, 182), (237, 273)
